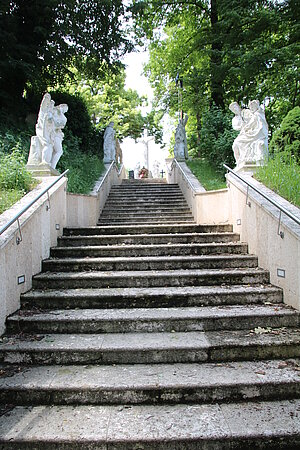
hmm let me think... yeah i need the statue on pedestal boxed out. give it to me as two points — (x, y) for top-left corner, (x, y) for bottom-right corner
(229, 100), (268, 170)
(174, 115), (188, 160)
(103, 122), (116, 163)
(115, 139), (123, 165)
(27, 93), (68, 174)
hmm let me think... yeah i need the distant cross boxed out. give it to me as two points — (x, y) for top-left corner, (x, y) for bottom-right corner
(160, 169), (165, 178)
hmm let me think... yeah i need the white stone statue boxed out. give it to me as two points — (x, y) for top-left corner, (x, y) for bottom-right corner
(134, 162), (141, 179)
(115, 139), (123, 165)
(152, 160), (160, 178)
(174, 115), (188, 160)
(103, 122), (116, 163)
(229, 100), (268, 169)
(27, 93), (68, 170)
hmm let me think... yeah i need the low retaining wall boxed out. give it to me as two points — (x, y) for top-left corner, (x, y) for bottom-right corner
(227, 172), (300, 311)
(168, 158), (300, 310)
(167, 159), (229, 224)
(67, 163), (126, 227)
(0, 176), (67, 334)
(0, 162), (126, 334)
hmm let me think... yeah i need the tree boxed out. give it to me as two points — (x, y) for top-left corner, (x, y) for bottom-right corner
(0, 0), (132, 113)
(131, 0), (299, 158)
(64, 66), (147, 141)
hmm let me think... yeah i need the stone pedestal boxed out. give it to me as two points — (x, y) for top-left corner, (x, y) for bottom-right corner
(234, 163), (259, 176)
(26, 164), (60, 177)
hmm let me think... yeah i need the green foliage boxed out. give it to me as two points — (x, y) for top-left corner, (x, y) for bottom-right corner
(0, 189), (26, 215)
(0, 137), (35, 214)
(65, 67), (146, 142)
(0, 0), (132, 112)
(132, 0), (299, 142)
(187, 158), (227, 191)
(198, 106), (236, 172)
(57, 129), (105, 194)
(269, 107), (300, 160)
(256, 151), (300, 207)
(0, 149), (33, 191)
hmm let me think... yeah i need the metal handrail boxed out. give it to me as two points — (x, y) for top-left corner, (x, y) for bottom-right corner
(172, 159), (197, 192)
(95, 161), (115, 193)
(224, 164), (300, 227)
(0, 169), (69, 237)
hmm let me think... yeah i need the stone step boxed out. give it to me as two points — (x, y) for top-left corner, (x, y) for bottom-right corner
(42, 254), (258, 273)
(50, 242), (248, 259)
(106, 193), (186, 200)
(21, 285), (283, 310)
(101, 207), (192, 215)
(100, 210), (193, 218)
(0, 328), (299, 365)
(32, 268), (270, 289)
(0, 360), (299, 406)
(63, 223), (234, 236)
(7, 305), (298, 334)
(0, 400), (300, 448)
(104, 200), (188, 207)
(108, 186), (183, 191)
(57, 232), (240, 247)
(98, 218), (195, 225)
(98, 217), (195, 225)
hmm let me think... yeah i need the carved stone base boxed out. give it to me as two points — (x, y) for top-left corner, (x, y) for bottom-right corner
(234, 163), (259, 176)
(26, 164), (60, 177)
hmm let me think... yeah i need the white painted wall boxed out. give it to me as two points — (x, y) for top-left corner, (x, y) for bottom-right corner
(66, 163), (126, 227)
(168, 159), (300, 310)
(0, 177), (67, 334)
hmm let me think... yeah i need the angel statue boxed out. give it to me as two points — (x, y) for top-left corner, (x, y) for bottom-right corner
(27, 93), (68, 170)
(229, 100), (268, 169)
(174, 114), (188, 160)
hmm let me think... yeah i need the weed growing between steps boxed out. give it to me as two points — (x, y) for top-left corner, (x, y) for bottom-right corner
(187, 158), (227, 190)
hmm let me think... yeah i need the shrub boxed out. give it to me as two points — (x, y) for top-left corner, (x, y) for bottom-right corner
(269, 106), (300, 161)
(57, 129), (105, 194)
(198, 105), (236, 173)
(0, 148), (33, 191)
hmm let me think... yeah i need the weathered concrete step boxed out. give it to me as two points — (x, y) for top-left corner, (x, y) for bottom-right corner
(64, 223), (233, 236)
(21, 285), (283, 310)
(42, 255), (258, 273)
(98, 218), (193, 225)
(100, 211), (193, 218)
(57, 232), (240, 247)
(7, 305), (298, 334)
(98, 217), (195, 225)
(101, 207), (191, 215)
(0, 400), (300, 449)
(32, 268), (270, 289)
(107, 192), (185, 198)
(50, 242), (248, 259)
(104, 200), (188, 207)
(110, 186), (182, 192)
(0, 328), (299, 365)
(1, 360), (300, 406)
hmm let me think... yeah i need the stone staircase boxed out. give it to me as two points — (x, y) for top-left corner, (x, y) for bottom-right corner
(0, 179), (300, 448)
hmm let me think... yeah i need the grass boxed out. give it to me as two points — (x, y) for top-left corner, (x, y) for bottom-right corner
(255, 151), (300, 208)
(0, 189), (26, 214)
(186, 158), (227, 191)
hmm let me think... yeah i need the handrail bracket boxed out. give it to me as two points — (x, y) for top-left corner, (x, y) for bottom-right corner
(46, 191), (51, 211)
(16, 218), (23, 245)
(278, 210), (285, 239)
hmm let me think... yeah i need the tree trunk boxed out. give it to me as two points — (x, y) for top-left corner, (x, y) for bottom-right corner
(210, 0), (225, 109)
